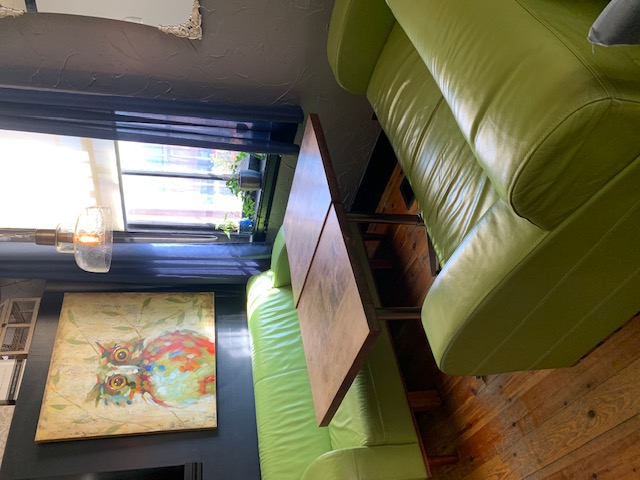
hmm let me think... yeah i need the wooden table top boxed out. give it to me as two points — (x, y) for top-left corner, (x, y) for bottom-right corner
(283, 116), (342, 306)
(283, 114), (381, 426)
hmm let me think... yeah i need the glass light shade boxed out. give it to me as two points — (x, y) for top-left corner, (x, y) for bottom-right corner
(32, 207), (114, 273)
(73, 207), (113, 273)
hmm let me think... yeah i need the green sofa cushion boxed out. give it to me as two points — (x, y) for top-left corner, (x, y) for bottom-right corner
(329, 323), (418, 449)
(326, 0), (396, 94)
(367, 23), (499, 264)
(247, 266), (427, 476)
(386, 0), (640, 230)
(271, 226), (291, 288)
(423, 154), (640, 375)
(248, 271), (331, 479)
(247, 279), (307, 384)
(301, 445), (427, 480)
(327, 0), (640, 376)
(254, 371), (332, 480)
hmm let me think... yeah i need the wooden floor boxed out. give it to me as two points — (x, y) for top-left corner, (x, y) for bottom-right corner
(368, 164), (640, 480)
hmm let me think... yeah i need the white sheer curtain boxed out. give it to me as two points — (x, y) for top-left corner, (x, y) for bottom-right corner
(0, 129), (125, 230)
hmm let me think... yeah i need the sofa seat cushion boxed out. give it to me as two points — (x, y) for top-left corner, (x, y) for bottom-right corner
(386, 0), (640, 230)
(368, 23), (500, 264)
(329, 323), (418, 449)
(301, 445), (427, 480)
(423, 154), (640, 374)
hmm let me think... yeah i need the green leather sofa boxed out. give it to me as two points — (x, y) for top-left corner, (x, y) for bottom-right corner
(246, 228), (427, 480)
(328, 0), (640, 375)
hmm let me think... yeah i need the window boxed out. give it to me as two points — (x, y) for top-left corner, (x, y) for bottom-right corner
(0, 129), (271, 241)
(0, 130), (118, 230)
(118, 142), (248, 236)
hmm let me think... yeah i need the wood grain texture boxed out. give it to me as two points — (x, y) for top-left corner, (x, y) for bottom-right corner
(297, 206), (380, 426)
(367, 164), (434, 308)
(283, 115), (336, 305)
(409, 390), (442, 412)
(285, 115), (381, 427)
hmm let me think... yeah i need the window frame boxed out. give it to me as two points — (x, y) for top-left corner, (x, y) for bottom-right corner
(114, 142), (279, 242)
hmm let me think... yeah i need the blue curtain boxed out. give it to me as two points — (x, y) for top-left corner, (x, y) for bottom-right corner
(0, 86), (298, 283)
(0, 86), (303, 154)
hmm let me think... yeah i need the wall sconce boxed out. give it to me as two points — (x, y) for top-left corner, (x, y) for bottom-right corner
(34, 207), (113, 273)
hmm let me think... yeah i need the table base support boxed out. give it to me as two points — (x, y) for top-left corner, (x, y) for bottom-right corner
(347, 212), (424, 225)
(376, 307), (422, 321)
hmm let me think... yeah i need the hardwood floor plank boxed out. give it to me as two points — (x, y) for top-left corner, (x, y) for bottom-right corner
(424, 370), (549, 458)
(430, 316), (640, 477)
(527, 414), (640, 480)
(528, 354), (640, 463)
(460, 352), (640, 479)
(457, 369), (551, 440)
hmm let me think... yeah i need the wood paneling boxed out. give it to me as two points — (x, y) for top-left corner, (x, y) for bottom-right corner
(373, 161), (640, 479)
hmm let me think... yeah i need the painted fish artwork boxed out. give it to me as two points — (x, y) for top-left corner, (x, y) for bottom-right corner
(35, 292), (217, 442)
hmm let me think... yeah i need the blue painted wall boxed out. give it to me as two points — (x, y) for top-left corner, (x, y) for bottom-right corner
(0, 284), (260, 480)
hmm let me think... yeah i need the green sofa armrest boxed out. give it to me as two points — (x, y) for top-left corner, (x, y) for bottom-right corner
(327, 0), (396, 94)
(423, 155), (640, 375)
(301, 445), (427, 480)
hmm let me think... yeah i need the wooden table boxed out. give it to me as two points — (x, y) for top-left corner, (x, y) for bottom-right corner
(283, 114), (381, 426)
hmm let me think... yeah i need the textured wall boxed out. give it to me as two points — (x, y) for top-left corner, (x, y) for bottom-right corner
(0, 279), (46, 301)
(0, 0), (380, 220)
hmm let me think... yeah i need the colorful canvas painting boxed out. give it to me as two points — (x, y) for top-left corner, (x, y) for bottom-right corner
(35, 292), (216, 442)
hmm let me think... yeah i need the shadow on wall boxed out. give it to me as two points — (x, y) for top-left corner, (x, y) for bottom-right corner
(0, 279), (46, 302)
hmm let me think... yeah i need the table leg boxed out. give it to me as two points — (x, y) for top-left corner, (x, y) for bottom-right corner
(376, 307), (422, 321)
(347, 212), (424, 225)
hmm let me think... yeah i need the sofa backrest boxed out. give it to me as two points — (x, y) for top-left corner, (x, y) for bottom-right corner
(326, 0), (396, 94)
(367, 23), (501, 264)
(270, 226), (291, 288)
(385, 0), (640, 230)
